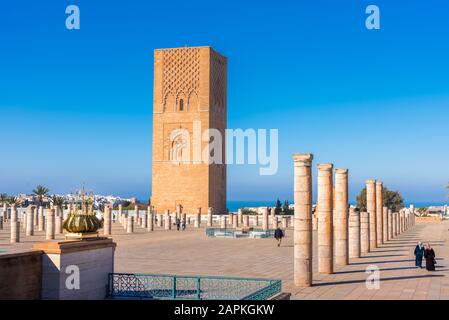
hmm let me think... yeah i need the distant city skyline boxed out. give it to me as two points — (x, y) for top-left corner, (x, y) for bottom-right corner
(1, 1), (448, 203)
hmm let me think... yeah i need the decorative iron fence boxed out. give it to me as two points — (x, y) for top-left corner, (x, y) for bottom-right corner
(206, 228), (276, 238)
(108, 273), (281, 300)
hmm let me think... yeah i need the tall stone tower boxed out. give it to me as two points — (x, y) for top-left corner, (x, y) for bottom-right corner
(151, 46), (227, 215)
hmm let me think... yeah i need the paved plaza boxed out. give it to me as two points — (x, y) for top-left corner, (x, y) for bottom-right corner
(1, 220), (448, 299)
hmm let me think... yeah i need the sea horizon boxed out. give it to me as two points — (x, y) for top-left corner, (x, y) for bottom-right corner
(225, 200), (448, 212)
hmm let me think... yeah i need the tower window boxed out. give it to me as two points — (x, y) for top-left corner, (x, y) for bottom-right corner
(179, 99), (184, 111)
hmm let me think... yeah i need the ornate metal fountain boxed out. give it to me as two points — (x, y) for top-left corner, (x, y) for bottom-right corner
(63, 188), (103, 239)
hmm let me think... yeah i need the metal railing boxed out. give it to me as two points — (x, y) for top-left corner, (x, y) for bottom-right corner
(108, 273), (281, 300)
(206, 227), (276, 238)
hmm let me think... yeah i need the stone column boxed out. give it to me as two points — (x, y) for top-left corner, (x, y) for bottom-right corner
(118, 204), (123, 224)
(334, 168), (349, 266)
(366, 179), (377, 251)
(317, 163), (333, 274)
(123, 213), (128, 230)
(126, 216), (134, 233)
(147, 209), (154, 232)
(262, 208), (269, 230)
(232, 214), (238, 228)
(142, 208), (148, 229)
(10, 205), (20, 243)
(237, 209), (243, 225)
(55, 206), (63, 235)
(376, 181), (383, 245)
(271, 213), (277, 229)
(46, 208), (55, 240)
(158, 214), (163, 227)
(360, 212), (370, 254)
(293, 153), (313, 287)
(282, 216), (287, 229)
(207, 207), (213, 227)
(220, 215), (227, 229)
(195, 208), (201, 228)
(243, 215), (249, 227)
(22, 210), (27, 230)
(38, 206), (45, 231)
(387, 209), (393, 240)
(2, 203), (6, 222)
(383, 206), (388, 242)
(26, 206), (34, 236)
(165, 210), (171, 230)
(135, 205), (139, 224)
(34, 206), (39, 226)
(312, 213), (318, 231)
(272, 217), (278, 229)
(348, 208), (360, 258)
(104, 206), (111, 236)
(393, 212), (398, 236)
(400, 211), (404, 233)
(176, 204), (182, 221)
(254, 215), (259, 227)
(270, 208), (275, 227)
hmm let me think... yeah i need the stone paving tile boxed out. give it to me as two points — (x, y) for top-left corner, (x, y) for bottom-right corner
(0, 219), (448, 299)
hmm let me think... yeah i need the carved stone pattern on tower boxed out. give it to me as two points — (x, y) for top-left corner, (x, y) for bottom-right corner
(162, 48), (201, 111)
(211, 52), (226, 112)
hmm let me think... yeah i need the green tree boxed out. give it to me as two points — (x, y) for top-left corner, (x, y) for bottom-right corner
(274, 199), (282, 214)
(33, 185), (50, 206)
(242, 208), (257, 215)
(282, 200), (294, 215)
(356, 186), (404, 212)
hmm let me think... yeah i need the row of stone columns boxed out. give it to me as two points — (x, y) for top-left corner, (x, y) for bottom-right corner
(2, 204), (63, 243)
(293, 153), (415, 287)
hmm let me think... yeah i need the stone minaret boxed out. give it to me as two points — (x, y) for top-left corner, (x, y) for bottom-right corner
(151, 46), (227, 215)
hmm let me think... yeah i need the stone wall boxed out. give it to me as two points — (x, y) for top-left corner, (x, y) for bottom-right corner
(416, 216), (442, 222)
(0, 250), (42, 299)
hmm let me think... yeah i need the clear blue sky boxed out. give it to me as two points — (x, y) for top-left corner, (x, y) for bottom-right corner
(1, 0), (448, 203)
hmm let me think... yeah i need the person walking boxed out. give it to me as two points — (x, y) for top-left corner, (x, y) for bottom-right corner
(414, 242), (425, 268)
(176, 218), (181, 231)
(274, 227), (284, 247)
(424, 243), (436, 271)
(181, 219), (186, 231)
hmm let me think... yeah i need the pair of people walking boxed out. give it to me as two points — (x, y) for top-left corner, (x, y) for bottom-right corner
(414, 242), (436, 271)
(175, 218), (186, 231)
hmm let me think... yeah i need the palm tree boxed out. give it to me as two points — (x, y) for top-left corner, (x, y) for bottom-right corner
(52, 195), (65, 207)
(33, 185), (50, 206)
(6, 196), (19, 206)
(0, 193), (8, 206)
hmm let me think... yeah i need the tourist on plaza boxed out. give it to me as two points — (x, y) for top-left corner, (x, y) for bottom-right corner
(176, 218), (181, 231)
(181, 219), (186, 230)
(274, 227), (284, 247)
(424, 243), (436, 271)
(414, 242), (425, 268)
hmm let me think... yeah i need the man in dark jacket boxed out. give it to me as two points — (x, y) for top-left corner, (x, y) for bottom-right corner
(274, 227), (284, 247)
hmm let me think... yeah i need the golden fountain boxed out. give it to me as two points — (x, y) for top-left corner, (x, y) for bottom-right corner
(63, 188), (103, 239)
